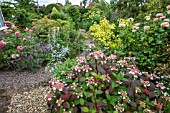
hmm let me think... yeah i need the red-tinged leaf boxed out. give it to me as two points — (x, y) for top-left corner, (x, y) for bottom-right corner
(79, 77), (86, 82)
(108, 86), (114, 93)
(131, 80), (142, 87)
(103, 64), (110, 70)
(73, 107), (78, 113)
(149, 82), (156, 89)
(97, 101), (107, 107)
(63, 88), (69, 94)
(64, 93), (71, 101)
(134, 94), (140, 99)
(139, 76), (146, 80)
(98, 66), (106, 75)
(143, 89), (150, 95)
(129, 101), (137, 107)
(122, 80), (131, 85)
(149, 91), (156, 98)
(86, 102), (94, 109)
(127, 88), (134, 96)
(63, 102), (69, 109)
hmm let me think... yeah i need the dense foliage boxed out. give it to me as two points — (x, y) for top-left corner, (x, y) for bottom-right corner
(45, 44), (169, 113)
(0, 0), (169, 112)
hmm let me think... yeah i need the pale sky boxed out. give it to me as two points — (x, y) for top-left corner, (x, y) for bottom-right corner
(1, 0), (110, 6)
(38, 0), (110, 6)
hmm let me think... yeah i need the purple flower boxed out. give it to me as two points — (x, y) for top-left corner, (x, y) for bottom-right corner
(28, 55), (33, 59)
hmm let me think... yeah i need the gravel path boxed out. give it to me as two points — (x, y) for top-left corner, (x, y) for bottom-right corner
(0, 67), (53, 113)
(0, 67), (52, 90)
(7, 86), (50, 113)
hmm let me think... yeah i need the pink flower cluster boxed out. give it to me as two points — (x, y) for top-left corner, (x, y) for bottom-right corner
(11, 54), (20, 59)
(0, 41), (7, 49)
(86, 77), (97, 86)
(49, 78), (66, 91)
(90, 50), (105, 59)
(77, 56), (86, 64)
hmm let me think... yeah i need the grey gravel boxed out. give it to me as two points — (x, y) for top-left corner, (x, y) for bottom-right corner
(7, 86), (50, 113)
(0, 67), (53, 113)
(0, 67), (52, 90)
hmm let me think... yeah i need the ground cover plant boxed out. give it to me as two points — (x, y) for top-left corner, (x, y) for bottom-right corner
(45, 44), (170, 113)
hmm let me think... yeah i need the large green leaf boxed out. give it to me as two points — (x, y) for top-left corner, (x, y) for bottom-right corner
(81, 107), (89, 112)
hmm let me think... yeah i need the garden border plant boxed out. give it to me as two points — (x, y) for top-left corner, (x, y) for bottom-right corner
(45, 44), (170, 113)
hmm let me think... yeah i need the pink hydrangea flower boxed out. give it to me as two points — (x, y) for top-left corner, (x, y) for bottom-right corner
(82, 65), (92, 72)
(15, 32), (20, 37)
(77, 56), (86, 64)
(17, 46), (23, 51)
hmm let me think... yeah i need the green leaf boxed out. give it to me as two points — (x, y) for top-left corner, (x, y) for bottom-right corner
(74, 99), (80, 105)
(111, 81), (119, 88)
(81, 107), (89, 112)
(148, 37), (154, 43)
(66, 102), (70, 109)
(95, 90), (103, 95)
(106, 94), (111, 101)
(90, 109), (96, 113)
(60, 105), (63, 113)
(85, 72), (89, 77)
(89, 85), (94, 90)
(80, 98), (85, 105)
(113, 110), (118, 113)
(148, 102), (156, 106)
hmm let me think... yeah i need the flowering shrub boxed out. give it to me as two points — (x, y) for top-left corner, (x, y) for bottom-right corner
(45, 44), (170, 113)
(0, 22), (50, 71)
(116, 7), (170, 73)
(89, 18), (121, 49)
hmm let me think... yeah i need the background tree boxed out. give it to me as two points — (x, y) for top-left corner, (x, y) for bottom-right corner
(65, 5), (81, 29)
(65, 0), (71, 6)
(13, 0), (36, 9)
(82, 0), (88, 8)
